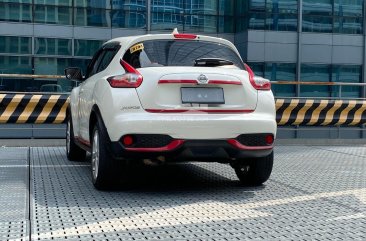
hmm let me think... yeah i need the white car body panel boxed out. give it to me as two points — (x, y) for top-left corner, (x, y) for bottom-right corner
(69, 34), (277, 145)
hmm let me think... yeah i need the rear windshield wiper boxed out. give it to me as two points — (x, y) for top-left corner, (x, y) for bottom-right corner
(194, 58), (234, 67)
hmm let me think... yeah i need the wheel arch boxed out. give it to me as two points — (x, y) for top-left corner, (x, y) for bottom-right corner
(89, 105), (111, 143)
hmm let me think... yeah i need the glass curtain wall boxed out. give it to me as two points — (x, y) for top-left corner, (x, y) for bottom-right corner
(0, 0), (147, 28)
(0, 36), (104, 92)
(247, 62), (362, 98)
(248, 62), (297, 97)
(303, 0), (363, 34)
(236, 0), (298, 32)
(300, 64), (362, 98)
(151, 0), (235, 33)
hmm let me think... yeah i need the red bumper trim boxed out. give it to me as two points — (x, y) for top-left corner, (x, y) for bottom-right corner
(145, 109), (254, 114)
(75, 137), (91, 147)
(227, 139), (273, 150)
(124, 140), (185, 152)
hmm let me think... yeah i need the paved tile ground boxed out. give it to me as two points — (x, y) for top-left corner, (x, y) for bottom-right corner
(0, 146), (365, 241)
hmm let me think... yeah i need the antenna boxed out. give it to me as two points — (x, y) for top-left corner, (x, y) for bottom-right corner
(172, 28), (179, 34)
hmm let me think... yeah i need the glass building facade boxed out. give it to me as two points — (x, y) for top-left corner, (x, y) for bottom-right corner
(0, 0), (365, 97)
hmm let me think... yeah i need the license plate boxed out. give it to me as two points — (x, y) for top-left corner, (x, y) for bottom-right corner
(181, 87), (225, 104)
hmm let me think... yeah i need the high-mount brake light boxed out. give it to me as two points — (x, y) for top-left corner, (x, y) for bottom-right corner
(244, 63), (271, 90)
(173, 33), (197, 39)
(107, 60), (143, 88)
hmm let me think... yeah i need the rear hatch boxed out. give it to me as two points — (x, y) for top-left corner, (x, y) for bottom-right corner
(137, 67), (257, 112)
(122, 38), (257, 112)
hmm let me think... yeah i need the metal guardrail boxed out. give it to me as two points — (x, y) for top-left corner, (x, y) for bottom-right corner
(271, 81), (366, 100)
(0, 74), (65, 79)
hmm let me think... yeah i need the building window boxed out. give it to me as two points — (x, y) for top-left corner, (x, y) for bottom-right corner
(237, 0), (298, 32)
(246, 62), (265, 76)
(74, 39), (104, 57)
(303, 0), (364, 34)
(0, 56), (32, 74)
(74, 8), (111, 27)
(34, 0), (72, 7)
(265, 63), (296, 97)
(0, 36), (32, 55)
(34, 5), (72, 25)
(34, 38), (72, 56)
(300, 64), (331, 97)
(75, 0), (111, 9)
(0, 3), (32, 22)
(112, 10), (146, 28)
(151, 0), (234, 33)
(332, 65), (362, 98)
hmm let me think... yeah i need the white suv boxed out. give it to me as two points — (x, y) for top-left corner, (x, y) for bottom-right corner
(65, 32), (277, 190)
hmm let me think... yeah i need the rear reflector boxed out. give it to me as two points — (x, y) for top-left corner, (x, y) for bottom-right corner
(265, 135), (274, 145)
(122, 135), (134, 146)
(173, 33), (197, 39)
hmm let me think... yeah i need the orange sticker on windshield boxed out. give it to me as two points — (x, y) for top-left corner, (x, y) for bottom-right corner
(130, 43), (144, 53)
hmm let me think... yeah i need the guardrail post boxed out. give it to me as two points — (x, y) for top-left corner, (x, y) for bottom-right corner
(339, 85), (342, 99)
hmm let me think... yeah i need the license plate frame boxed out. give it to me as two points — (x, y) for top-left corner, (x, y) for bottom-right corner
(181, 87), (225, 104)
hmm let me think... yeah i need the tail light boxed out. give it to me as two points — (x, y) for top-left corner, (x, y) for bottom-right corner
(244, 63), (271, 91)
(107, 60), (143, 88)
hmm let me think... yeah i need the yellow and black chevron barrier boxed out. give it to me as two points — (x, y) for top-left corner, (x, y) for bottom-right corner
(276, 99), (366, 126)
(0, 94), (366, 126)
(0, 93), (69, 124)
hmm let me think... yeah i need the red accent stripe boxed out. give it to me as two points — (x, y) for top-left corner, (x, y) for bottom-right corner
(173, 34), (197, 39)
(125, 140), (185, 152)
(145, 109), (254, 114)
(75, 137), (91, 147)
(158, 79), (242, 85)
(208, 80), (242, 85)
(227, 139), (273, 150)
(158, 80), (197, 84)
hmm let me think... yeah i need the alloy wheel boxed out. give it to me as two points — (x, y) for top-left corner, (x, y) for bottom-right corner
(91, 130), (100, 180)
(66, 119), (71, 154)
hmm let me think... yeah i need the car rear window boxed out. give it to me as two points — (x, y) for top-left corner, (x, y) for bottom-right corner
(122, 39), (244, 70)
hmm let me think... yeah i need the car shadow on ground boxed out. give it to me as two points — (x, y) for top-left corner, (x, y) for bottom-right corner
(81, 155), (264, 193)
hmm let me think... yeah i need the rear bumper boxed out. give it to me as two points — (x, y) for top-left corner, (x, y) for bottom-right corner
(109, 139), (273, 162)
(106, 112), (277, 141)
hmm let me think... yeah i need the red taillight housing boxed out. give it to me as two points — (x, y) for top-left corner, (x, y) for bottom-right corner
(244, 63), (271, 91)
(107, 60), (143, 88)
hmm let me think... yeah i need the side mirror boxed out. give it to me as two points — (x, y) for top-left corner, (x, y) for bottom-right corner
(65, 67), (83, 81)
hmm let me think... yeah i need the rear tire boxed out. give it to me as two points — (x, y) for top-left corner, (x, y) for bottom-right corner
(66, 116), (86, 161)
(234, 152), (273, 186)
(91, 119), (127, 190)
